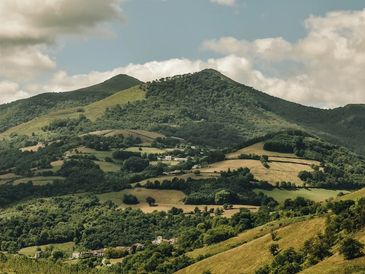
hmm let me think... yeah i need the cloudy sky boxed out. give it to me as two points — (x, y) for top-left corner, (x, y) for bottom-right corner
(0, 0), (365, 108)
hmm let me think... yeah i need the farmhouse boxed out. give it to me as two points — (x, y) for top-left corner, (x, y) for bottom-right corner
(152, 236), (177, 245)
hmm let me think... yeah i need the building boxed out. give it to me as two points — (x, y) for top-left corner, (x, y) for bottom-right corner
(152, 236), (177, 245)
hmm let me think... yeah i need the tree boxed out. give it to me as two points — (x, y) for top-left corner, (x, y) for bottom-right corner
(146, 196), (156, 206)
(340, 237), (364, 260)
(270, 243), (280, 256)
(123, 156), (149, 172)
(123, 194), (139, 205)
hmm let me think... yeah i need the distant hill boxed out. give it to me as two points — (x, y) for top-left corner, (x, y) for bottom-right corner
(0, 74), (142, 132)
(1, 69), (364, 154)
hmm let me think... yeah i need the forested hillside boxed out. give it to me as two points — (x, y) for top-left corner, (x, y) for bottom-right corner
(0, 74), (141, 132)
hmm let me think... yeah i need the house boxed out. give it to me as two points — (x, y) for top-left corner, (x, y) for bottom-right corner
(71, 251), (81, 259)
(174, 157), (188, 162)
(34, 250), (42, 259)
(192, 164), (201, 169)
(164, 155), (173, 161)
(152, 236), (177, 245)
(72, 249), (105, 259)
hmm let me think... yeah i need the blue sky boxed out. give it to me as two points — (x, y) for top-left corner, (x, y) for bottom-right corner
(0, 0), (365, 107)
(56, 0), (365, 74)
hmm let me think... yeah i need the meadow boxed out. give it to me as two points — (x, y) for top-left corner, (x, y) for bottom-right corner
(254, 188), (349, 203)
(176, 217), (326, 274)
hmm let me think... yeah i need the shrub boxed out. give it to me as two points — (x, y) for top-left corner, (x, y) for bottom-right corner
(123, 194), (139, 205)
(340, 237), (364, 260)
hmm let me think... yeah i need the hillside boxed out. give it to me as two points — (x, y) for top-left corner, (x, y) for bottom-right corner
(0, 74), (142, 133)
(92, 69), (365, 154)
(0, 86), (146, 138)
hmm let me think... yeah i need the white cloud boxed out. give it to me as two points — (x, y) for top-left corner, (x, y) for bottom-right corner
(0, 0), (124, 81)
(203, 9), (365, 107)
(210, 0), (236, 7)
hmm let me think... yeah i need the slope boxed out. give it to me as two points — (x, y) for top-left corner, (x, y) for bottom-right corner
(0, 86), (145, 138)
(97, 69), (365, 153)
(176, 217), (326, 274)
(0, 74), (142, 133)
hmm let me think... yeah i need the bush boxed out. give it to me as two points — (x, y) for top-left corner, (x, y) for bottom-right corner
(203, 225), (235, 245)
(123, 194), (139, 205)
(123, 157), (149, 172)
(340, 237), (364, 260)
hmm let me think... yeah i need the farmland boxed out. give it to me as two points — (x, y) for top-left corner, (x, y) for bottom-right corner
(199, 159), (313, 185)
(254, 188), (349, 203)
(96, 188), (258, 217)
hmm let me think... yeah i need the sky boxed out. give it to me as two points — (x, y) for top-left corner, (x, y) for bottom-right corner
(0, 0), (365, 108)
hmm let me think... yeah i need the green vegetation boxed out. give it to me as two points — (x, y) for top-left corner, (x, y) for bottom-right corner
(0, 74), (141, 133)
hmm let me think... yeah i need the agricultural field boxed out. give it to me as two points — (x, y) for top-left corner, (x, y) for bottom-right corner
(176, 217), (326, 274)
(13, 176), (65, 186)
(126, 146), (166, 154)
(96, 188), (258, 217)
(339, 187), (365, 201)
(226, 142), (299, 159)
(199, 159), (313, 185)
(254, 188), (349, 203)
(0, 173), (19, 185)
(18, 242), (75, 257)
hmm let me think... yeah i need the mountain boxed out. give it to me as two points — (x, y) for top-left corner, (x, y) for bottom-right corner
(96, 69), (365, 154)
(0, 74), (142, 133)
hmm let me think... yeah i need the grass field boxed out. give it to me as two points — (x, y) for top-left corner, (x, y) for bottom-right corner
(13, 176), (65, 186)
(96, 188), (258, 217)
(340, 187), (365, 201)
(82, 86), (145, 121)
(226, 142), (299, 159)
(0, 86), (145, 138)
(18, 242), (75, 257)
(126, 146), (166, 154)
(255, 188), (349, 203)
(94, 160), (121, 172)
(176, 217), (326, 274)
(199, 159), (312, 185)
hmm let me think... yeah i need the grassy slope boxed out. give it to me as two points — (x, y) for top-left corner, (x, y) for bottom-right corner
(176, 217), (326, 274)
(18, 242), (75, 257)
(0, 86), (145, 138)
(96, 188), (258, 217)
(199, 159), (313, 185)
(255, 188), (349, 203)
(301, 229), (365, 274)
(339, 187), (365, 201)
(0, 74), (142, 133)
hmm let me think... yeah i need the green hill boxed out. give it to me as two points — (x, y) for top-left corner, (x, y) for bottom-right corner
(93, 69), (365, 154)
(0, 74), (142, 133)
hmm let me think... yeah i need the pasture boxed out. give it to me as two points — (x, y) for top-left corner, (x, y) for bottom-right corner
(176, 217), (326, 274)
(18, 242), (75, 257)
(96, 188), (258, 217)
(13, 176), (65, 186)
(226, 142), (299, 159)
(199, 159), (312, 185)
(255, 188), (349, 203)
